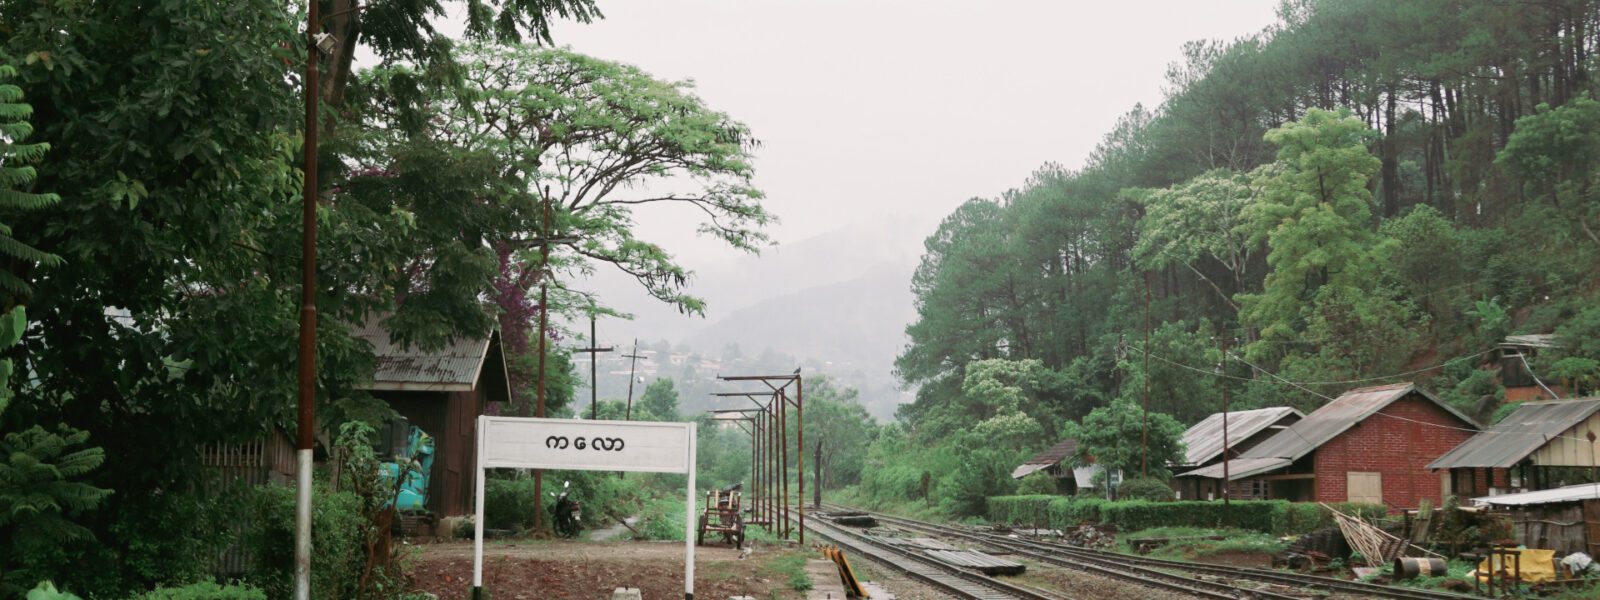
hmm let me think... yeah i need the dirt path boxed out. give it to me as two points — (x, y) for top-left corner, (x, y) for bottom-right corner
(405, 539), (806, 600)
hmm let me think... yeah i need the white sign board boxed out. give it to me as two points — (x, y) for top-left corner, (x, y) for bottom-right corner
(472, 416), (698, 600)
(480, 417), (692, 472)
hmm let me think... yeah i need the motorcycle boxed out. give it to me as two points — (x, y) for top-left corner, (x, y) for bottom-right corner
(550, 480), (582, 539)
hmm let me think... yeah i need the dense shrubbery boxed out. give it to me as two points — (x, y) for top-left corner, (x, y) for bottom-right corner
(986, 496), (1384, 535)
(1117, 478), (1175, 501)
(131, 581), (266, 600)
(243, 485), (367, 600)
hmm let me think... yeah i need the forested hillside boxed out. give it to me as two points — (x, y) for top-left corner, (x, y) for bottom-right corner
(870, 0), (1600, 515)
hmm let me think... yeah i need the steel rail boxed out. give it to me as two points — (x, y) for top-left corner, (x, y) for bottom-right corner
(803, 513), (1066, 600)
(826, 506), (1299, 600)
(832, 505), (1480, 600)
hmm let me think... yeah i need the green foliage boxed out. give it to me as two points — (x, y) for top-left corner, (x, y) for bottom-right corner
(23, 582), (78, 600)
(244, 485), (366, 600)
(131, 581), (266, 600)
(1062, 399), (1186, 480)
(636, 378), (681, 421)
(0, 61), (61, 297)
(803, 377), (879, 489)
(1117, 477), (1174, 501)
(0, 307), (111, 596)
(1500, 94), (1600, 250)
(1016, 474), (1058, 495)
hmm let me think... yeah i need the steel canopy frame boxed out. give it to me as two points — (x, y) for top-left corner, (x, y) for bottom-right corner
(712, 370), (805, 543)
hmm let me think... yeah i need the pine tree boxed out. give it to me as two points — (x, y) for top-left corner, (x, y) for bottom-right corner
(0, 63), (62, 297)
(0, 62), (107, 597)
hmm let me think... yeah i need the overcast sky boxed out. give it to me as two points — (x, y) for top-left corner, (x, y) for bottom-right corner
(544, 0), (1284, 269)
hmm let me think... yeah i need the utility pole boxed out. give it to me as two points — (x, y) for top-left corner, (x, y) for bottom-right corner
(1141, 271), (1151, 478)
(533, 192), (553, 532)
(294, 4), (322, 598)
(573, 308), (613, 420)
(622, 340), (645, 420)
(1221, 335), (1232, 515)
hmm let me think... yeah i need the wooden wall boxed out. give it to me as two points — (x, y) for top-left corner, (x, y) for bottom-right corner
(1532, 412), (1600, 467)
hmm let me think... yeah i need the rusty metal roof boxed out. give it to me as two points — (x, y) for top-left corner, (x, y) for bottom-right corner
(1011, 438), (1079, 479)
(1178, 457), (1292, 480)
(1177, 407), (1304, 467)
(1188, 383), (1477, 480)
(351, 315), (493, 392)
(1428, 398), (1600, 470)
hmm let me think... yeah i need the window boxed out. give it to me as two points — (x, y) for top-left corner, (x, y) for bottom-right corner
(1348, 471), (1383, 504)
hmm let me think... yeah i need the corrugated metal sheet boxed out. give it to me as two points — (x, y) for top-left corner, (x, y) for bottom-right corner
(1428, 398), (1600, 469)
(352, 315), (491, 391)
(1177, 407), (1304, 467)
(1181, 383), (1476, 481)
(1178, 457), (1292, 480)
(1475, 482), (1600, 507)
(922, 550), (1026, 575)
(1239, 383), (1475, 463)
(1502, 334), (1562, 349)
(1010, 438), (1079, 479)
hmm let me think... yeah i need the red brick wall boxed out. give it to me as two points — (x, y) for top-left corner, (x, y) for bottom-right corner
(1313, 393), (1476, 512)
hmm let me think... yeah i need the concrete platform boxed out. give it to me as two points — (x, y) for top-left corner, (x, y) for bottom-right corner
(805, 558), (849, 599)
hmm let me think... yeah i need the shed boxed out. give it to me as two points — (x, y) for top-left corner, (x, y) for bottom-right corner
(1179, 383), (1478, 511)
(1428, 398), (1600, 498)
(353, 316), (512, 516)
(1011, 438), (1107, 494)
(1171, 407), (1303, 501)
(1497, 334), (1565, 402)
(1473, 483), (1600, 556)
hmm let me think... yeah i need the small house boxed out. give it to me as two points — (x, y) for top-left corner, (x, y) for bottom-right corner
(1171, 407), (1303, 501)
(1497, 334), (1565, 402)
(1011, 438), (1110, 495)
(1429, 398), (1600, 497)
(353, 316), (512, 516)
(1178, 383), (1478, 511)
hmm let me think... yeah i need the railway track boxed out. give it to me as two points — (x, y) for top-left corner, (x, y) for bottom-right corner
(826, 504), (1481, 600)
(802, 514), (1067, 600)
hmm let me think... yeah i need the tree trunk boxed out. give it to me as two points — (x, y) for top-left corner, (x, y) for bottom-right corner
(1382, 84), (1400, 217)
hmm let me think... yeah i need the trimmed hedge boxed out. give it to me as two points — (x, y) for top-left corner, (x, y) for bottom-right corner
(986, 495), (1384, 535)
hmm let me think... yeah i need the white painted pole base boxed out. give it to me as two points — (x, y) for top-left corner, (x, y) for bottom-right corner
(294, 448), (313, 600)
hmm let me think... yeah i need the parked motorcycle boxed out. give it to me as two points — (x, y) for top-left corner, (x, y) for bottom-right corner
(550, 480), (582, 539)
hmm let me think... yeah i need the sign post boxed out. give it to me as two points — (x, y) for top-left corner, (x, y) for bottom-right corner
(471, 416), (699, 600)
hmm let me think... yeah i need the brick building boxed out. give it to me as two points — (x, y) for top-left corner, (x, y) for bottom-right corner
(1180, 383), (1479, 512)
(1170, 407), (1303, 501)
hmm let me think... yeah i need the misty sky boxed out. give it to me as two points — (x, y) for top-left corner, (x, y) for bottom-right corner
(547, 0), (1284, 269)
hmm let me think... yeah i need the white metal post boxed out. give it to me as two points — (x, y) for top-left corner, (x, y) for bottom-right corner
(294, 449), (312, 600)
(684, 423), (697, 600)
(473, 415), (487, 599)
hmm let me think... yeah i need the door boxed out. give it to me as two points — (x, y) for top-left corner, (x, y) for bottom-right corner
(1348, 471), (1383, 505)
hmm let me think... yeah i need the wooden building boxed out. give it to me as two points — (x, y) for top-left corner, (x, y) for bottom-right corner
(1474, 484), (1600, 556)
(1179, 383), (1478, 511)
(1011, 438), (1110, 495)
(352, 317), (512, 516)
(1429, 398), (1600, 497)
(1171, 407), (1303, 501)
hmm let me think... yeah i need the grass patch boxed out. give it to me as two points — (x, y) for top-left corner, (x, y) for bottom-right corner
(764, 552), (814, 592)
(1120, 527), (1287, 560)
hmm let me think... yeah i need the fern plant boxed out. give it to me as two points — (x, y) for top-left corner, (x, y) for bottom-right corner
(0, 62), (63, 297)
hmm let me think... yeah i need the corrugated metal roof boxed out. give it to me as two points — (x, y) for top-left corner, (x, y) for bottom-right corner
(1237, 383), (1476, 463)
(1474, 482), (1600, 507)
(351, 315), (492, 392)
(1428, 398), (1600, 470)
(1182, 383), (1477, 480)
(1178, 457), (1292, 480)
(1011, 438), (1079, 479)
(1178, 407), (1304, 467)
(1502, 334), (1562, 349)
